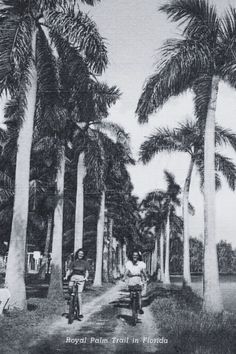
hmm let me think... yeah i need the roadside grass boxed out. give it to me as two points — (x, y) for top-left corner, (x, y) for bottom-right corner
(151, 287), (236, 354)
(0, 281), (114, 354)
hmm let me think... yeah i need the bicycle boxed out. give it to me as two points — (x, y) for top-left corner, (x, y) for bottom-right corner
(68, 279), (85, 325)
(128, 284), (142, 326)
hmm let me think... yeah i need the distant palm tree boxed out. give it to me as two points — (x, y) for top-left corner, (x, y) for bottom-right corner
(140, 121), (236, 286)
(142, 171), (182, 284)
(136, 0), (236, 312)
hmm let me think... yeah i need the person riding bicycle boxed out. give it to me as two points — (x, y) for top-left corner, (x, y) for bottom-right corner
(64, 248), (89, 319)
(122, 250), (147, 314)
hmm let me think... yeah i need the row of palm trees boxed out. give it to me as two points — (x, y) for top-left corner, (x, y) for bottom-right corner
(136, 0), (236, 313)
(0, 0), (137, 310)
(140, 121), (236, 287)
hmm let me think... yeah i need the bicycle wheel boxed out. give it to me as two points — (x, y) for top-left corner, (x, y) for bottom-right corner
(75, 295), (80, 320)
(68, 295), (75, 324)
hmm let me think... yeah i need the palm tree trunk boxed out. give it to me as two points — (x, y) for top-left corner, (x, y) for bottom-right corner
(160, 231), (164, 282)
(164, 212), (171, 285)
(151, 247), (155, 276)
(93, 191), (105, 286)
(5, 30), (37, 310)
(39, 214), (53, 280)
(122, 243), (127, 265)
(74, 152), (86, 252)
(153, 236), (158, 279)
(108, 218), (113, 282)
(183, 157), (194, 287)
(147, 253), (152, 275)
(203, 75), (223, 312)
(102, 235), (109, 283)
(48, 147), (65, 301)
(118, 242), (123, 275)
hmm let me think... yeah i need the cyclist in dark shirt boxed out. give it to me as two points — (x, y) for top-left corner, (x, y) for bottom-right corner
(64, 248), (89, 319)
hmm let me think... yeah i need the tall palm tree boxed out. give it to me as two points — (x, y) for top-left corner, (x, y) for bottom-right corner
(136, 0), (236, 312)
(71, 83), (121, 252)
(142, 171), (182, 284)
(1, 0), (108, 309)
(92, 130), (133, 286)
(140, 120), (236, 286)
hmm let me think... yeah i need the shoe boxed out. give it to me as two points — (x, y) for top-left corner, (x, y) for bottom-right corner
(139, 309), (144, 314)
(78, 314), (84, 319)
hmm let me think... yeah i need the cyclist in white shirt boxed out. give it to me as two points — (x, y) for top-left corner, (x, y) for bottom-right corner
(123, 250), (147, 314)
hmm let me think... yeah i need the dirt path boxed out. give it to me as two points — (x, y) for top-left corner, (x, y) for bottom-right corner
(28, 282), (165, 354)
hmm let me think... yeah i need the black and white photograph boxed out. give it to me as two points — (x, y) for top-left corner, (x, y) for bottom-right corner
(1, 0), (236, 353)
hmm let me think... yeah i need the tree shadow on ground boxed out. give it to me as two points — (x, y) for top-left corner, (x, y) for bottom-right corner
(117, 313), (142, 326)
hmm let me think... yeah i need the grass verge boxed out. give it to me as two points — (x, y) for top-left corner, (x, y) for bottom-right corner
(150, 286), (236, 354)
(0, 281), (114, 354)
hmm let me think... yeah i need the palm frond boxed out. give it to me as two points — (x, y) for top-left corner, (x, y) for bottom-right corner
(46, 8), (108, 74)
(92, 121), (132, 160)
(36, 27), (59, 102)
(196, 155), (223, 191)
(215, 125), (236, 151)
(0, 187), (14, 202)
(139, 127), (185, 163)
(0, 9), (33, 95)
(193, 75), (212, 124)
(219, 7), (236, 72)
(136, 38), (210, 123)
(215, 153), (236, 191)
(160, 0), (219, 41)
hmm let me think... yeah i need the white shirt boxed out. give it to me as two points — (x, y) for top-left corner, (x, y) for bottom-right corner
(125, 260), (145, 286)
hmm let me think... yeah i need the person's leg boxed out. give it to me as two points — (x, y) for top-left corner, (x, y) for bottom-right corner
(78, 293), (82, 316)
(77, 277), (85, 318)
(138, 289), (144, 314)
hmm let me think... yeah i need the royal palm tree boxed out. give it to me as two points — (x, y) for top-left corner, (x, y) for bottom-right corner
(92, 131), (133, 286)
(1, 0), (108, 309)
(136, 0), (236, 312)
(71, 83), (121, 252)
(140, 120), (236, 286)
(142, 171), (182, 284)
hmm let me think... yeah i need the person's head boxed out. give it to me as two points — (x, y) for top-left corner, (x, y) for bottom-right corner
(131, 250), (139, 263)
(75, 248), (85, 260)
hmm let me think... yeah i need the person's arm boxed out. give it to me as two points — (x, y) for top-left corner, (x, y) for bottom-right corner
(84, 269), (89, 281)
(141, 265), (148, 282)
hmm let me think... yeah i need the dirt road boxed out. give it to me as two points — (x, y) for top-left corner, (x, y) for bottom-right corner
(28, 282), (167, 353)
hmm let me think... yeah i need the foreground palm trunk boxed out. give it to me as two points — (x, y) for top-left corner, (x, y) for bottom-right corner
(48, 148), (65, 301)
(93, 191), (105, 286)
(183, 158), (194, 287)
(74, 152), (86, 252)
(164, 212), (170, 285)
(203, 76), (223, 312)
(39, 215), (53, 280)
(5, 30), (37, 310)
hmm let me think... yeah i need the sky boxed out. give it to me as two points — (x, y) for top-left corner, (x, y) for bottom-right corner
(79, 0), (236, 247)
